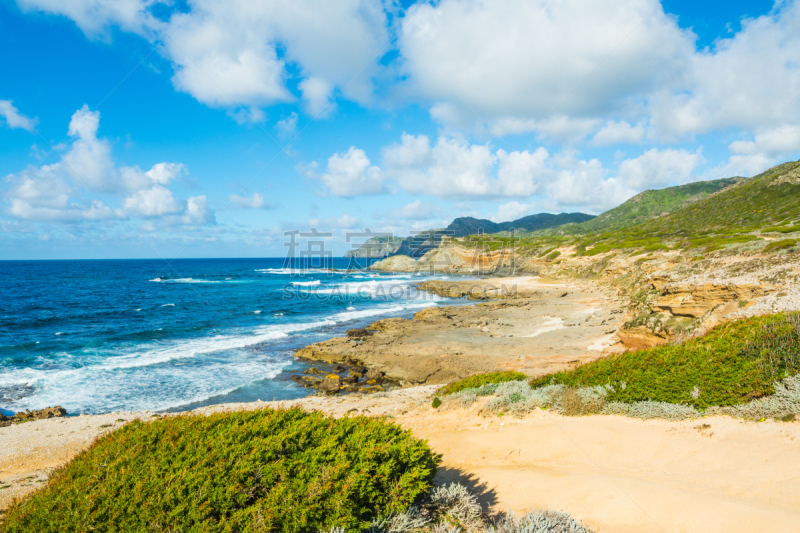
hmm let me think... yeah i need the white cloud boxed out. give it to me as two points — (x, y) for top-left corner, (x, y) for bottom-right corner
(16, 0), (161, 40)
(616, 148), (702, 189)
(729, 125), (800, 156)
(496, 148), (549, 196)
(381, 134), (550, 198)
(275, 112), (298, 138)
(650, 3), (800, 137)
(3, 105), (208, 225)
(123, 186), (180, 217)
(384, 200), (442, 220)
(592, 120), (646, 146)
(321, 147), (384, 197)
(0, 100), (38, 132)
(229, 192), (267, 209)
(309, 214), (360, 229)
(399, 0), (693, 136)
(491, 201), (532, 223)
(299, 77), (335, 117)
(182, 196), (215, 225)
(19, 0), (389, 121)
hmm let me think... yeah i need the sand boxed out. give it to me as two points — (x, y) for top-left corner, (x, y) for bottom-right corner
(2, 388), (799, 533)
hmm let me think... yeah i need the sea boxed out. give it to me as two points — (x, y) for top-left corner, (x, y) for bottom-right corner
(0, 258), (468, 416)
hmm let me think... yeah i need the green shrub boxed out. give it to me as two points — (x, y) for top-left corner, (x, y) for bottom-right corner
(545, 250), (561, 261)
(529, 313), (800, 409)
(1, 408), (440, 533)
(432, 397), (442, 409)
(763, 239), (797, 253)
(439, 371), (527, 396)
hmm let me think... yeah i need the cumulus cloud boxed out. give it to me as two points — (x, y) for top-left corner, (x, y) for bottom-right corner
(729, 125), (800, 157)
(650, 3), (800, 137)
(381, 134), (550, 198)
(592, 120), (646, 146)
(491, 201), (532, 223)
(2, 105), (208, 226)
(616, 148), (702, 189)
(229, 192), (271, 209)
(383, 200), (442, 221)
(19, 0), (388, 121)
(275, 112), (298, 138)
(399, 0), (693, 135)
(321, 147), (384, 197)
(0, 100), (38, 132)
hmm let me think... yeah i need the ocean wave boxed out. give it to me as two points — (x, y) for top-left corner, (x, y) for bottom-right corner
(290, 280), (320, 286)
(150, 277), (246, 284)
(331, 301), (436, 322)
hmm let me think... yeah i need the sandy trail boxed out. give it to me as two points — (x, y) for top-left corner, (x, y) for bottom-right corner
(2, 388), (799, 532)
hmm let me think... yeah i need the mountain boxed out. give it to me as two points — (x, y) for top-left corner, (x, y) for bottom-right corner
(547, 177), (744, 235)
(566, 159), (800, 256)
(343, 236), (404, 258)
(639, 160), (800, 234)
(346, 212), (596, 259)
(446, 212), (595, 237)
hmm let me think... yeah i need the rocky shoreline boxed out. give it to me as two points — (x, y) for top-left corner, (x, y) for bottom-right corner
(294, 276), (626, 387)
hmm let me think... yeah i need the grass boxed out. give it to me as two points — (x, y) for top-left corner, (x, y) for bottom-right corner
(763, 239), (797, 253)
(529, 313), (800, 409)
(1, 408), (440, 533)
(439, 371), (527, 396)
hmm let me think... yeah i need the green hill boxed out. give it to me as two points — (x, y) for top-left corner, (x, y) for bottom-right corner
(571, 159), (800, 256)
(552, 177), (744, 235)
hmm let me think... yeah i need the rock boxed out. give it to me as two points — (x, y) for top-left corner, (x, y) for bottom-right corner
(346, 329), (375, 339)
(365, 368), (384, 381)
(304, 367), (323, 375)
(367, 255), (419, 272)
(4, 406), (68, 425)
(317, 378), (341, 393)
(651, 283), (775, 318)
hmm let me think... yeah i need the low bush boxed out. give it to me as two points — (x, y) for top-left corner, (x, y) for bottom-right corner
(529, 313), (800, 409)
(763, 239), (797, 253)
(1, 408), (440, 533)
(439, 371), (527, 396)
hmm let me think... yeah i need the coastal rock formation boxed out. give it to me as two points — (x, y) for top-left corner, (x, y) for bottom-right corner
(367, 254), (419, 272)
(651, 283), (775, 318)
(295, 280), (625, 385)
(0, 406), (67, 427)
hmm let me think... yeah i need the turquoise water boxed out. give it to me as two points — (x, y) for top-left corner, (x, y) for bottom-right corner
(0, 258), (464, 415)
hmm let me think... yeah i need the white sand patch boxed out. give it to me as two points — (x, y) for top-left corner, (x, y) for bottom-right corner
(573, 306), (601, 316)
(524, 317), (565, 338)
(588, 333), (616, 351)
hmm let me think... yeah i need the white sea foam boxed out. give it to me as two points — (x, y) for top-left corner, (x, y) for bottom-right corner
(161, 303), (175, 307)
(55, 332), (64, 335)
(290, 280), (320, 286)
(331, 301), (436, 322)
(254, 310), (262, 314)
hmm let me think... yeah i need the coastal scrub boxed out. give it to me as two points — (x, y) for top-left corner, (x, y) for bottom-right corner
(1, 408), (440, 533)
(439, 371), (527, 396)
(530, 313), (800, 409)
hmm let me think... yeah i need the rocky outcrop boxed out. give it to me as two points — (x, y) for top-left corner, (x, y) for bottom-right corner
(0, 406), (68, 427)
(651, 283), (775, 318)
(368, 255), (419, 272)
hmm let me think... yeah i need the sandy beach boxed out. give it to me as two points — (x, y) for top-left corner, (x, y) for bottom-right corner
(2, 387), (799, 532)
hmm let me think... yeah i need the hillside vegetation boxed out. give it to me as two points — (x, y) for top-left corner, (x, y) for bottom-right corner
(561, 177), (743, 234)
(529, 313), (800, 409)
(1, 409), (439, 532)
(459, 159), (800, 258)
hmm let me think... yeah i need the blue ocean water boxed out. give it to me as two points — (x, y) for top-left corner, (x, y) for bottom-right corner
(0, 258), (463, 415)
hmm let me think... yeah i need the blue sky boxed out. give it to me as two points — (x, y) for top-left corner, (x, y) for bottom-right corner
(1, 0), (797, 259)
